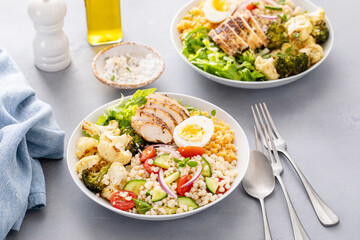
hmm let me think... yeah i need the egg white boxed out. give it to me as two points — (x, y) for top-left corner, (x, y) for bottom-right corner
(204, 0), (237, 23)
(173, 116), (215, 148)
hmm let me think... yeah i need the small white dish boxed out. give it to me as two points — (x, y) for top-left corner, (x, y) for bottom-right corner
(170, 0), (334, 89)
(67, 92), (250, 220)
(92, 42), (165, 89)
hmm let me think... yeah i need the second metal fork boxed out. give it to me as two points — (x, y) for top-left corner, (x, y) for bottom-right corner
(253, 105), (310, 240)
(255, 103), (339, 227)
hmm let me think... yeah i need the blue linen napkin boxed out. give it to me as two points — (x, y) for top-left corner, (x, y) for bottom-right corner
(0, 48), (65, 239)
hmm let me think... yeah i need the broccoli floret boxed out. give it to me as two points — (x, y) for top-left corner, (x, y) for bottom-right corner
(82, 162), (111, 193)
(122, 127), (146, 155)
(274, 52), (309, 78)
(311, 21), (329, 44)
(266, 21), (289, 50)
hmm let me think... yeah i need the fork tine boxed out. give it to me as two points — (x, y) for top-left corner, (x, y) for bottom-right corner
(254, 125), (264, 152)
(262, 102), (281, 139)
(259, 104), (281, 162)
(252, 105), (275, 164)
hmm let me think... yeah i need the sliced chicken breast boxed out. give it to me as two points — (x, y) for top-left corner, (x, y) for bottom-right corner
(132, 110), (166, 127)
(131, 120), (172, 144)
(208, 29), (236, 56)
(231, 12), (263, 49)
(139, 107), (177, 133)
(215, 27), (240, 53)
(222, 21), (249, 51)
(148, 93), (190, 118)
(144, 100), (184, 125)
(242, 10), (268, 46)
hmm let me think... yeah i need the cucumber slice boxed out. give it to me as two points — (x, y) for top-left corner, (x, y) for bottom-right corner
(201, 157), (212, 177)
(178, 197), (199, 209)
(205, 177), (219, 194)
(123, 179), (146, 195)
(153, 154), (171, 169)
(151, 189), (168, 202)
(165, 171), (180, 185)
(163, 206), (178, 214)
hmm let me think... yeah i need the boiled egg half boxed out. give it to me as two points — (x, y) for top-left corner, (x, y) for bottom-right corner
(204, 0), (237, 23)
(173, 116), (214, 148)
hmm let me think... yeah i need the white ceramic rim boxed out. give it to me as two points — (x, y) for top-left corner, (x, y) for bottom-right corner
(170, 0), (334, 89)
(66, 92), (250, 220)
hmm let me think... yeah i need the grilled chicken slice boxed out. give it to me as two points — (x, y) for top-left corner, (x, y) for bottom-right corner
(148, 93), (190, 118)
(144, 100), (184, 125)
(132, 110), (166, 126)
(221, 21), (249, 51)
(208, 29), (236, 56)
(131, 120), (172, 144)
(147, 93), (189, 119)
(216, 27), (240, 53)
(231, 11), (263, 49)
(242, 10), (268, 46)
(137, 107), (177, 133)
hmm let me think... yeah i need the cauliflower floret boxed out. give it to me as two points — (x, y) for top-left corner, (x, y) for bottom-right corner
(255, 56), (280, 80)
(306, 7), (325, 25)
(101, 162), (128, 200)
(76, 137), (98, 159)
(285, 15), (313, 42)
(299, 44), (324, 65)
(98, 132), (133, 165)
(82, 120), (120, 138)
(76, 155), (101, 175)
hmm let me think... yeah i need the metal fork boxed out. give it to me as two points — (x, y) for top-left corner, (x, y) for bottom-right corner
(252, 105), (310, 240)
(255, 103), (339, 227)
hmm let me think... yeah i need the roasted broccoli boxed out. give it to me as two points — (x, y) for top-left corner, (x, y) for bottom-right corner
(274, 52), (308, 78)
(82, 162), (111, 193)
(266, 21), (289, 50)
(311, 21), (329, 44)
(122, 127), (146, 155)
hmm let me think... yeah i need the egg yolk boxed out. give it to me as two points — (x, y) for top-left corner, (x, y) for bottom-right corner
(212, 0), (231, 12)
(179, 124), (205, 142)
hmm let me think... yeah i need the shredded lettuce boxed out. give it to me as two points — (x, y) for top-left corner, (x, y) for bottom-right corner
(182, 27), (265, 82)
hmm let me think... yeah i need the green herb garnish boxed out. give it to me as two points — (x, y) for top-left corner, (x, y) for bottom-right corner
(265, 5), (283, 10)
(132, 199), (152, 214)
(277, 14), (288, 22)
(111, 75), (115, 81)
(187, 161), (198, 167)
(211, 109), (216, 117)
(126, 67), (131, 72)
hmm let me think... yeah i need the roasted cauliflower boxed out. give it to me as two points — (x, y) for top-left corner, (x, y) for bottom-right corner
(98, 132), (133, 165)
(300, 44), (324, 65)
(255, 56), (280, 80)
(82, 120), (120, 139)
(76, 137), (98, 159)
(285, 15), (313, 42)
(101, 162), (128, 200)
(76, 155), (102, 176)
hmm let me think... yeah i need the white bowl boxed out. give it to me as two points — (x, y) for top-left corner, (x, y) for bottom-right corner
(92, 42), (165, 89)
(170, 0), (334, 89)
(67, 93), (250, 220)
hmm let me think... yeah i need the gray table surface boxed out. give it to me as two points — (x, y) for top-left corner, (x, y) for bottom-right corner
(1, 0), (359, 239)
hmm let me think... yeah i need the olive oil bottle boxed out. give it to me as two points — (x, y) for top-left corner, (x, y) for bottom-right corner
(84, 0), (122, 45)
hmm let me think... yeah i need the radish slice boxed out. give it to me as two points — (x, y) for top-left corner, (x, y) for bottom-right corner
(155, 146), (182, 158)
(180, 161), (203, 188)
(253, 14), (279, 19)
(158, 169), (177, 199)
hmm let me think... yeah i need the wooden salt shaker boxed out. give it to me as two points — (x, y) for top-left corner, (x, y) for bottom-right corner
(28, 0), (71, 72)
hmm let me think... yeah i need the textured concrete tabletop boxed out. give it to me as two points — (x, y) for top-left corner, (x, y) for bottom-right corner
(2, 0), (359, 239)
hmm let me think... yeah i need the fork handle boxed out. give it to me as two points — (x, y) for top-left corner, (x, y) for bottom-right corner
(280, 150), (340, 226)
(276, 175), (310, 240)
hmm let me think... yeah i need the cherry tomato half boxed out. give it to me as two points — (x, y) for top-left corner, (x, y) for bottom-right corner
(144, 158), (159, 174)
(110, 190), (137, 210)
(177, 146), (205, 158)
(177, 175), (193, 196)
(139, 146), (157, 163)
(246, 3), (257, 12)
(216, 178), (228, 194)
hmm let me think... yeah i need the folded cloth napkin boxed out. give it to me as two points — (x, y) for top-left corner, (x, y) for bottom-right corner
(0, 48), (65, 238)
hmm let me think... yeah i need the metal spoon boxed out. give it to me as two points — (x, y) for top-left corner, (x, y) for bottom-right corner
(242, 148), (275, 240)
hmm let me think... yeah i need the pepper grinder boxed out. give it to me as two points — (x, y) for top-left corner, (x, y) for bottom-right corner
(28, 0), (71, 72)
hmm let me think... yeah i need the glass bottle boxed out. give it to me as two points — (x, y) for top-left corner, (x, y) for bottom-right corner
(84, 0), (122, 45)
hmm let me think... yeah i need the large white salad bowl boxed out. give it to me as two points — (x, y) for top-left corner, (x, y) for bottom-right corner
(170, 0), (334, 89)
(67, 92), (250, 220)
